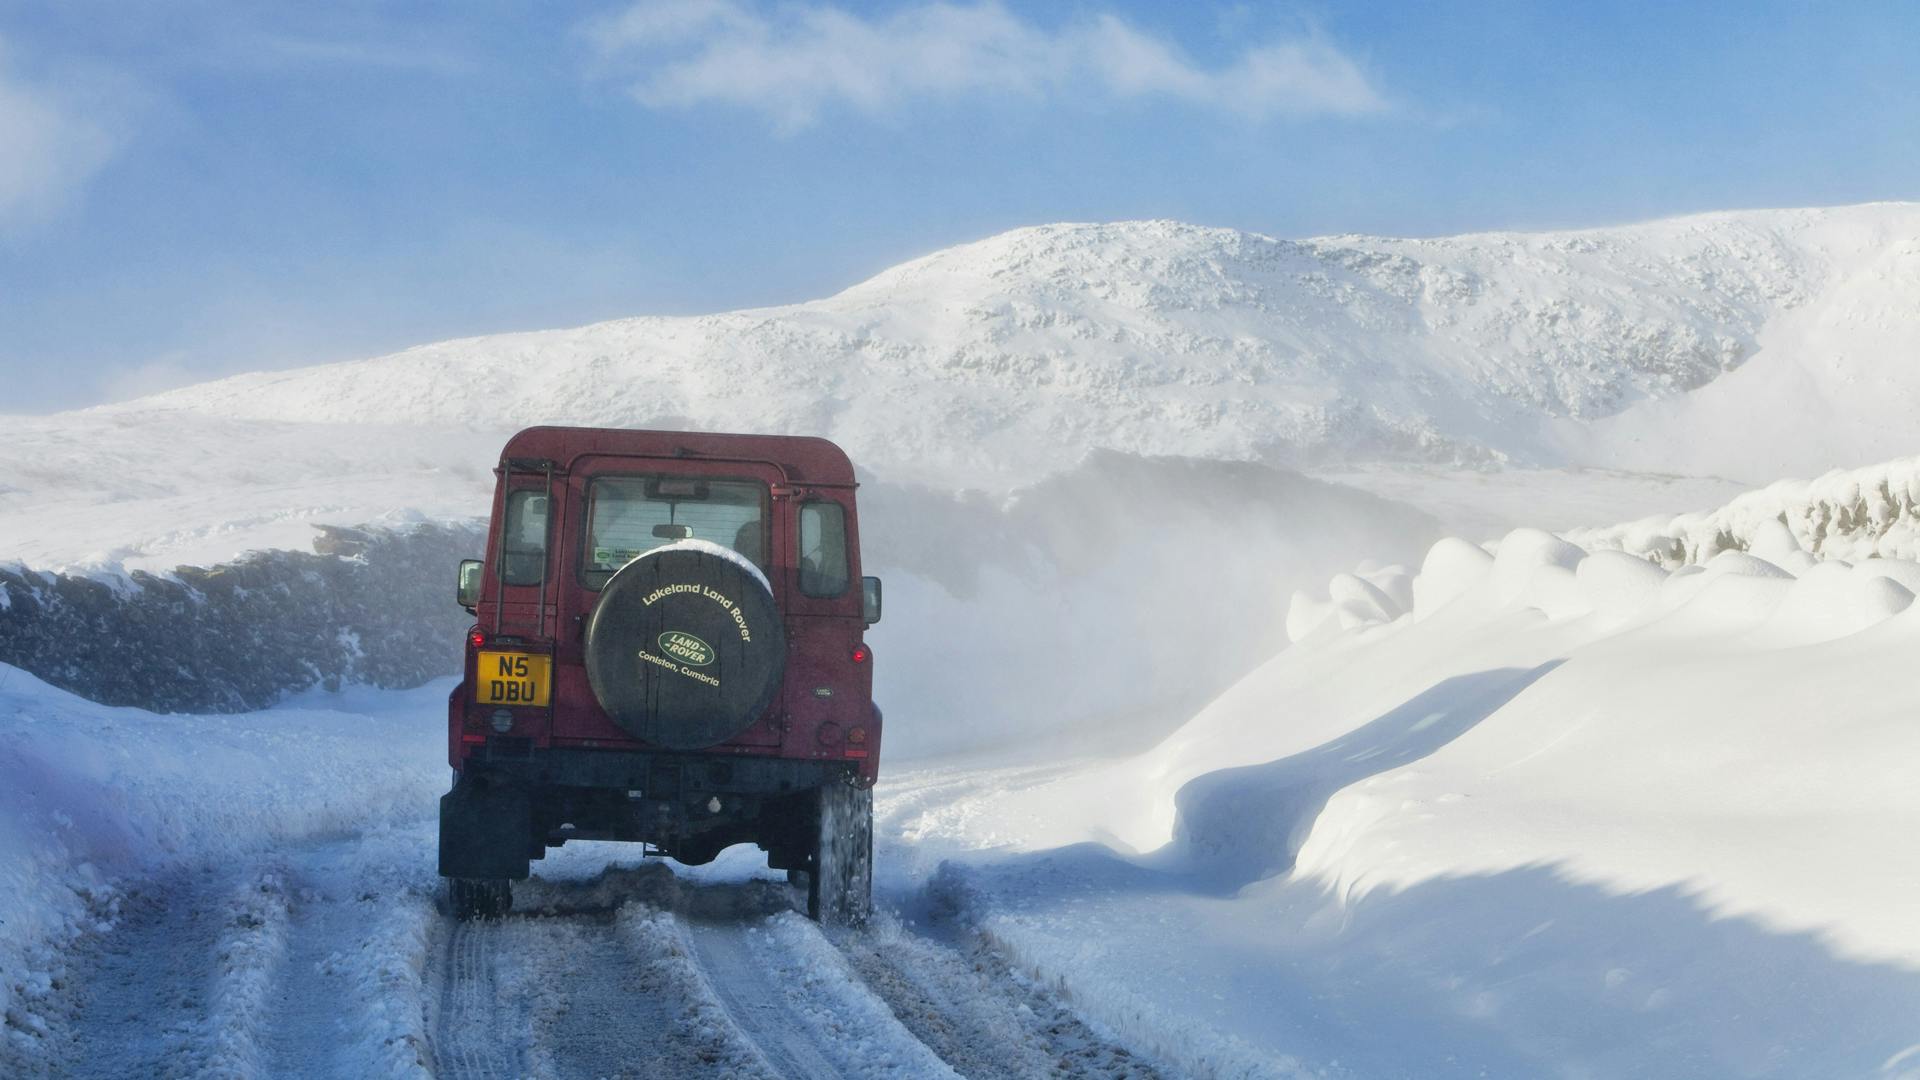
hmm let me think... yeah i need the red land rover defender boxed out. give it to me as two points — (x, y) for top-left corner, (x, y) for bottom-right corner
(441, 427), (883, 923)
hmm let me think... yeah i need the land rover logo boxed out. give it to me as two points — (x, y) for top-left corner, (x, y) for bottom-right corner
(658, 631), (715, 666)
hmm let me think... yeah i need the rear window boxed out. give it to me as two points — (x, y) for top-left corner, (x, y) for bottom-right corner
(583, 476), (768, 588)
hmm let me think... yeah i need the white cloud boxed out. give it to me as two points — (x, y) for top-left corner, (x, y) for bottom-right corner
(585, 1), (1386, 129)
(0, 41), (119, 229)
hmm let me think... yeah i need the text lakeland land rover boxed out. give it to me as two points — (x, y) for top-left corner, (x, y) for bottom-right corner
(440, 426), (883, 923)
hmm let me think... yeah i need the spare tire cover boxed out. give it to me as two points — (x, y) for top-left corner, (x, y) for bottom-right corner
(584, 544), (785, 749)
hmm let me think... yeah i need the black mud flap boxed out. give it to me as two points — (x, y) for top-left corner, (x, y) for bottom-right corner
(438, 776), (533, 880)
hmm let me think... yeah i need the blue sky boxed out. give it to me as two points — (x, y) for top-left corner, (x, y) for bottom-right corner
(1, 1), (1916, 412)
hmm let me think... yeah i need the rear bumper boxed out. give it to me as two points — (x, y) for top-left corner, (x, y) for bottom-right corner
(461, 743), (852, 796)
(439, 746), (853, 879)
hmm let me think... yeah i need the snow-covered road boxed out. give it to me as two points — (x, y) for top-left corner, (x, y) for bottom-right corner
(35, 823), (1161, 1079)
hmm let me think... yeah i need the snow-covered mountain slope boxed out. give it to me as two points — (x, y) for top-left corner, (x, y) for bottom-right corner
(2, 200), (1910, 577)
(0, 413), (501, 574)
(1567, 207), (1920, 482)
(890, 526), (1920, 1076)
(103, 202), (1916, 486)
(4, 202), (1915, 575)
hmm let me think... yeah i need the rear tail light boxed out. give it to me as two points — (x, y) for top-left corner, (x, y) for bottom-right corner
(469, 628), (487, 650)
(851, 644), (870, 664)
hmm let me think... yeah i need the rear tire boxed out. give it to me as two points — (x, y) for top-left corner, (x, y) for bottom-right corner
(806, 780), (872, 926)
(448, 877), (513, 921)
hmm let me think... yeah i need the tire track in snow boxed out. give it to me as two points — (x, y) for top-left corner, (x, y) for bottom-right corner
(681, 906), (967, 1079)
(430, 918), (525, 1080)
(46, 842), (1168, 1080)
(835, 915), (1164, 1080)
(59, 874), (215, 1079)
(480, 866), (1165, 1080)
(684, 917), (857, 1079)
(58, 865), (291, 1080)
(423, 863), (775, 1080)
(39, 831), (437, 1080)
(512, 909), (768, 1080)
(262, 835), (439, 1079)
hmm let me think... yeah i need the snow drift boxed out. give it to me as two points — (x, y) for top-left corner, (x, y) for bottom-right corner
(1571, 451), (1920, 567)
(887, 522), (1920, 1076)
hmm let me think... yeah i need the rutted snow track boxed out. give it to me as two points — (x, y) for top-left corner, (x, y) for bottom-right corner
(39, 830), (438, 1080)
(36, 830), (1162, 1079)
(432, 919), (523, 1080)
(427, 863), (1162, 1079)
(53, 866), (290, 1079)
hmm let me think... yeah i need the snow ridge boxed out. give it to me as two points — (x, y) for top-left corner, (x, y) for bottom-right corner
(1570, 453), (1920, 566)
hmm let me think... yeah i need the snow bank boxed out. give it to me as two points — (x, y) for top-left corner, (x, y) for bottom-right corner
(0, 668), (446, 1067)
(1572, 453), (1920, 566)
(886, 523), (1920, 1076)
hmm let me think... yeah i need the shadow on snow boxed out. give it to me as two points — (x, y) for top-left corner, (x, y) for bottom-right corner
(923, 664), (1920, 1078)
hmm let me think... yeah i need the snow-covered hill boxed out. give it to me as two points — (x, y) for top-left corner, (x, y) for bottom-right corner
(106, 203), (1918, 484)
(4, 201), (1914, 577)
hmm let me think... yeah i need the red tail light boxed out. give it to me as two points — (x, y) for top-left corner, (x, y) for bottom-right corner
(851, 644), (870, 664)
(469, 628), (487, 650)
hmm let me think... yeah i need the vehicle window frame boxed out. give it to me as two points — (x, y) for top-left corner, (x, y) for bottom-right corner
(500, 487), (551, 587)
(575, 472), (772, 592)
(796, 498), (852, 598)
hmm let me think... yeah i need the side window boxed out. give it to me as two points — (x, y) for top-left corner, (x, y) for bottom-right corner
(798, 501), (850, 597)
(501, 490), (549, 586)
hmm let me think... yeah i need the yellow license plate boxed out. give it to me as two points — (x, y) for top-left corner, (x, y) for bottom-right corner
(476, 651), (551, 707)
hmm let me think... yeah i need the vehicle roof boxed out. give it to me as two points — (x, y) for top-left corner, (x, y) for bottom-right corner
(500, 426), (857, 486)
